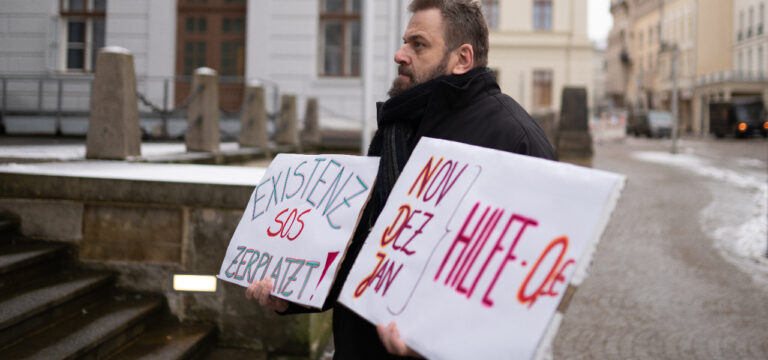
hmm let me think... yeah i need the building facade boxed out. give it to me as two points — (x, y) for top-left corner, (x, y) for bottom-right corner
(605, 0), (768, 135)
(627, 0), (660, 111)
(0, 0), (409, 135)
(605, 0), (633, 108)
(484, 0), (594, 117)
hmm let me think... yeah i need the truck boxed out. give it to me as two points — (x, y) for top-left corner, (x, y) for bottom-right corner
(709, 98), (768, 138)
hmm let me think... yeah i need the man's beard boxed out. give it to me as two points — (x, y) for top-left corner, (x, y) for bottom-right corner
(387, 54), (450, 98)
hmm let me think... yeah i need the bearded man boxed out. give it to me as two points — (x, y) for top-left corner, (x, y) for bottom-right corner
(246, 0), (556, 358)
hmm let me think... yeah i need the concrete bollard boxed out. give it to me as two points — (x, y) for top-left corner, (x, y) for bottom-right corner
(86, 46), (141, 160)
(300, 97), (321, 151)
(275, 94), (300, 152)
(531, 112), (557, 147)
(186, 67), (220, 153)
(238, 84), (269, 151)
(556, 87), (593, 167)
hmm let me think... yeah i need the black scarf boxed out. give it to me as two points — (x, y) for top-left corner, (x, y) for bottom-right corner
(361, 67), (488, 231)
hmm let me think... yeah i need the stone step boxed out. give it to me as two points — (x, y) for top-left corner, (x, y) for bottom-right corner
(0, 294), (163, 359)
(0, 270), (114, 347)
(0, 242), (70, 289)
(0, 218), (19, 236)
(0, 214), (20, 247)
(107, 321), (217, 360)
(202, 348), (268, 360)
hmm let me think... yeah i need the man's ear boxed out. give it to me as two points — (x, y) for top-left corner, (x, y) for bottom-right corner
(450, 44), (474, 75)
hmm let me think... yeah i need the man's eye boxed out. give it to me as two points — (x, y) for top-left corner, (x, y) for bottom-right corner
(413, 42), (423, 48)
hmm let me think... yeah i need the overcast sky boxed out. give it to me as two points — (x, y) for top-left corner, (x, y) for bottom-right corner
(588, 0), (613, 45)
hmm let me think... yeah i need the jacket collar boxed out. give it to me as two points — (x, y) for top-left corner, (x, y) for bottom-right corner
(376, 67), (497, 126)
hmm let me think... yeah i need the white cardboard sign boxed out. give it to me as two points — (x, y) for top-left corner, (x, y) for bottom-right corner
(338, 137), (624, 359)
(218, 153), (379, 308)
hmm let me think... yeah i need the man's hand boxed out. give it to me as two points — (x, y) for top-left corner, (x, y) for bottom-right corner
(376, 322), (422, 358)
(245, 278), (289, 312)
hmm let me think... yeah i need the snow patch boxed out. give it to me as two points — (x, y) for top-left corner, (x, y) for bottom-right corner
(0, 161), (266, 186)
(100, 46), (131, 55)
(632, 151), (768, 286)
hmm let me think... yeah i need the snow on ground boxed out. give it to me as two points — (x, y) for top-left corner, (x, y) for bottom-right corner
(0, 161), (266, 186)
(0, 142), (242, 160)
(632, 151), (768, 286)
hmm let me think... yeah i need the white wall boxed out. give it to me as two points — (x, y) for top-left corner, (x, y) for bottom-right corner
(246, 0), (400, 129)
(0, 0), (58, 74)
(106, 0), (175, 108)
(490, 0), (593, 114)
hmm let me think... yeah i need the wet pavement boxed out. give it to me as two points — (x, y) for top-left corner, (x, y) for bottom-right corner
(552, 136), (768, 359)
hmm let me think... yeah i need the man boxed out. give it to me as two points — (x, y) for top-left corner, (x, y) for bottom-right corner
(246, 0), (556, 358)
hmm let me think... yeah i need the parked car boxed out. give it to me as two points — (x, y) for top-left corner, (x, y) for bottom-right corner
(627, 110), (674, 138)
(710, 98), (768, 138)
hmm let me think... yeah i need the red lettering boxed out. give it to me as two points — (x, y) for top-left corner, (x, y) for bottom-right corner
(354, 251), (386, 298)
(407, 156), (444, 199)
(266, 209), (289, 237)
(434, 202), (489, 285)
(481, 214), (538, 307)
(267, 208), (311, 240)
(516, 236), (569, 309)
(455, 208), (503, 295)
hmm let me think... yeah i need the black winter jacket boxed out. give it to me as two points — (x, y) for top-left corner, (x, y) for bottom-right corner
(285, 68), (555, 359)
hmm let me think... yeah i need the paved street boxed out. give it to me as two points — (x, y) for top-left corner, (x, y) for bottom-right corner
(553, 136), (768, 359)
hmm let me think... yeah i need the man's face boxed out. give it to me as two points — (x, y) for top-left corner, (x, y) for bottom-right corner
(388, 9), (453, 98)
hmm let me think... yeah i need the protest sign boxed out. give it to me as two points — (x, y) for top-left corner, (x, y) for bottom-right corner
(338, 137), (625, 359)
(218, 154), (378, 308)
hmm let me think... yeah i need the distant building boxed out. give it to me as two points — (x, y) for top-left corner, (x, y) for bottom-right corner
(656, 0), (697, 132)
(605, 0), (768, 135)
(628, 0), (660, 112)
(484, 0), (594, 117)
(605, 0), (633, 108)
(592, 44), (609, 113)
(695, 0), (768, 135)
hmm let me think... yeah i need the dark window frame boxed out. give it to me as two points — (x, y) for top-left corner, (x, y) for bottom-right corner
(482, 0), (499, 30)
(319, 0), (362, 77)
(533, 0), (552, 31)
(533, 69), (553, 108)
(60, 0), (106, 72)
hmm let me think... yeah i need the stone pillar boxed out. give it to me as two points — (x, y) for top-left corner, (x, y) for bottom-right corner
(186, 67), (220, 153)
(692, 91), (701, 135)
(238, 85), (269, 150)
(556, 87), (593, 167)
(300, 97), (321, 151)
(531, 112), (557, 147)
(86, 46), (141, 160)
(275, 94), (300, 152)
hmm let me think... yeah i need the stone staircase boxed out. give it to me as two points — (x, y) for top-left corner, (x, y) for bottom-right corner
(0, 213), (218, 359)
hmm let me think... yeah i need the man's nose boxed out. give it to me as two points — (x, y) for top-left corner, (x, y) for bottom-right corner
(394, 45), (410, 65)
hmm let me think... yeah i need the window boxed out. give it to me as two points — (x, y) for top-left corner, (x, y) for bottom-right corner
(533, 0), (552, 31)
(60, 0), (106, 71)
(760, 3), (764, 34)
(482, 0), (499, 30)
(738, 50), (743, 72)
(748, 48), (753, 74)
(319, 0), (361, 77)
(740, 11), (745, 40)
(759, 46), (764, 75)
(749, 7), (754, 37)
(532, 70), (552, 108)
(648, 26), (653, 44)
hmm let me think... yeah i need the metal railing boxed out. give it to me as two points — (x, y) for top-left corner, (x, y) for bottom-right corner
(698, 71), (768, 86)
(0, 74), (282, 139)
